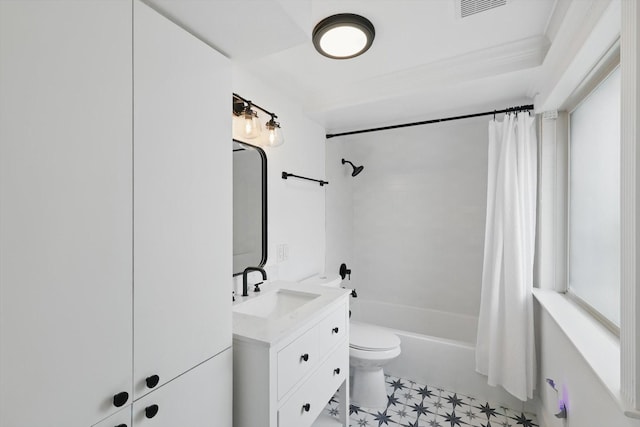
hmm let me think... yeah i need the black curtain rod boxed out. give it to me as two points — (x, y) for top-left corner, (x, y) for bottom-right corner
(325, 104), (534, 139)
(233, 92), (277, 118)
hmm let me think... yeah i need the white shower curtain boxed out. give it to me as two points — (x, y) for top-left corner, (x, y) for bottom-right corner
(475, 112), (537, 401)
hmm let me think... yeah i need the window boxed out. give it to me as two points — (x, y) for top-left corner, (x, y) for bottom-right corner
(568, 66), (621, 331)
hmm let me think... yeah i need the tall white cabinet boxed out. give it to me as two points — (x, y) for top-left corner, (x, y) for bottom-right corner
(0, 1), (133, 425)
(0, 1), (232, 426)
(132, 0), (231, 403)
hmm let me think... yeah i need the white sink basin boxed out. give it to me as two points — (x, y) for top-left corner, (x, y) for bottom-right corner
(233, 289), (320, 319)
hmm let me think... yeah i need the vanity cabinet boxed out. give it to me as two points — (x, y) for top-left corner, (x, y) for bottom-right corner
(233, 298), (350, 427)
(0, 1), (231, 426)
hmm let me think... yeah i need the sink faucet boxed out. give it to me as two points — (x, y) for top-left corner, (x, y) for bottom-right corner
(242, 266), (267, 297)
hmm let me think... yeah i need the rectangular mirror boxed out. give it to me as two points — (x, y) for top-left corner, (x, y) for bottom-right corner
(233, 139), (267, 275)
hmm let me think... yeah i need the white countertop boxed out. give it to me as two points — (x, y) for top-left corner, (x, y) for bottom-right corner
(232, 280), (350, 347)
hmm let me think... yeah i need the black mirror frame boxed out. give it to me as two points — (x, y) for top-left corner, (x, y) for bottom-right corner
(232, 139), (268, 276)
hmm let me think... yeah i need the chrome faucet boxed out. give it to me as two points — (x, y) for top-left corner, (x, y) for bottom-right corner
(242, 266), (267, 297)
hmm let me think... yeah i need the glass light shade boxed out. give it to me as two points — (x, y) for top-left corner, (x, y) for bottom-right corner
(232, 114), (244, 139)
(319, 26), (368, 58)
(241, 109), (261, 139)
(265, 119), (284, 147)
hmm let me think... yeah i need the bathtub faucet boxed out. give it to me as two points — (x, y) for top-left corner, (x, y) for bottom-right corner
(339, 263), (351, 280)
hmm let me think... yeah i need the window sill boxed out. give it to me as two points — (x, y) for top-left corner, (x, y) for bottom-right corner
(532, 288), (640, 419)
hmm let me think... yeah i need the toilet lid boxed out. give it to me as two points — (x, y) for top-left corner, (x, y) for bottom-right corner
(350, 321), (401, 351)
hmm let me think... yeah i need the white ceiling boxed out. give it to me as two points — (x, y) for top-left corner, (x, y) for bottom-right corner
(146, 0), (559, 134)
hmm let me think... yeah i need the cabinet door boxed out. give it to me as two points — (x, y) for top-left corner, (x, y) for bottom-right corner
(0, 1), (133, 426)
(133, 0), (232, 399)
(132, 348), (232, 427)
(93, 407), (132, 427)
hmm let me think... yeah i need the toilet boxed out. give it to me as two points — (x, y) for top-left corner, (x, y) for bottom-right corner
(301, 275), (402, 409)
(349, 320), (401, 408)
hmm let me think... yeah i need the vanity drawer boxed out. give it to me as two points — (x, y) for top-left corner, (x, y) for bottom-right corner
(322, 340), (348, 392)
(278, 343), (348, 427)
(277, 326), (319, 399)
(317, 303), (347, 357)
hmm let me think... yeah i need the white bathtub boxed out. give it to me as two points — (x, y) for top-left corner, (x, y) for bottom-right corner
(350, 299), (530, 411)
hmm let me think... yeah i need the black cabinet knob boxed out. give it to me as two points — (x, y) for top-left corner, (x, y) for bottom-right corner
(146, 374), (160, 389)
(145, 404), (159, 419)
(334, 368), (341, 375)
(300, 353), (309, 362)
(113, 391), (129, 408)
(115, 424), (127, 427)
(302, 403), (311, 412)
(332, 327), (339, 334)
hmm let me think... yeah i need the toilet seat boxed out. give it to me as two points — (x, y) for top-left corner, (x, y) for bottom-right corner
(349, 321), (401, 351)
(350, 345), (401, 362)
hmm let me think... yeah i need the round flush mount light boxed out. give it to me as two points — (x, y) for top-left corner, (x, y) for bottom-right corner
(312, 13), (375, 59)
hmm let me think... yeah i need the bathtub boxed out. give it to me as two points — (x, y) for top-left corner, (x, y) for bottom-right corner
(350, 299), (530, 411)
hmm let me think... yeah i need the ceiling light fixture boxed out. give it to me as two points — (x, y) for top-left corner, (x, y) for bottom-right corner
(312, 13), (375, 59)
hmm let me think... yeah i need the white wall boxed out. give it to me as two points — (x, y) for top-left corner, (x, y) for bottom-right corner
(326, 117), (488, 317)
(232, 65), (326, 292)
(535, 304), (640, 427)
(325, 138), (354, 280)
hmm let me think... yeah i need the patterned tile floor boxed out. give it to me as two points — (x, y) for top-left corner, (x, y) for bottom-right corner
(322, 375), (538, 427)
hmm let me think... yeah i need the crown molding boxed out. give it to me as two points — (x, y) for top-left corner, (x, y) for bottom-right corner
(532, 0), (618, 112)
(306, 35), (549, 115)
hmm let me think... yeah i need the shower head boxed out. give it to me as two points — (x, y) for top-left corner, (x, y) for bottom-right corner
(342, 159), (364, 177)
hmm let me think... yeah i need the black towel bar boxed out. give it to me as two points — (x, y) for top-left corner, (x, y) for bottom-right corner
(281, 171), (328, 186)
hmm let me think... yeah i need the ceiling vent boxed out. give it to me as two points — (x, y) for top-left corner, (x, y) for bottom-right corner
(457, 0), (508, 18)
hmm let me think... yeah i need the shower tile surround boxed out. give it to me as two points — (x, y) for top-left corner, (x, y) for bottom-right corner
(322, 375), (537, 427)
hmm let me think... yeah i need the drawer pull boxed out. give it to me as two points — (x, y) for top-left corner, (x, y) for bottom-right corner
(113, 391), (129, 408)
(146, 374), (160, 389)
(300, 353), (309, 362)
(115, 424), (127, 427)
(334, 368), (341, 375)
(145, 404), (159, 419)
(302, 403), (311, 412)
(332, 327), (339, 334)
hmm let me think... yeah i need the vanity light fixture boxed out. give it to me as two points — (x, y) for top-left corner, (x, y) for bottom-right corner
(312, 13), (375, 59)
(232, 93), (284, 148)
